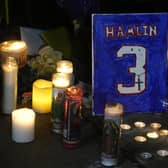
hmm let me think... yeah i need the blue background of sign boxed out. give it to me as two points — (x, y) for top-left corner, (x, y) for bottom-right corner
(92, 13), (168, 115)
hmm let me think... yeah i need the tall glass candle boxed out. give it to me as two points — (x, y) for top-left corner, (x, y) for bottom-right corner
(51, 73), (70, 134)
(2, 56), (18, 114)
(32, 79), (52, 113)
(101, 102), (123, 167)
(56, 60), (74, 84)
(12, 108), (35, 143)
(0, 40), (27, 68)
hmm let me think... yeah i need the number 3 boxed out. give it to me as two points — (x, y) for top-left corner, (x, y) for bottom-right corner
(117, 46), (146, 94)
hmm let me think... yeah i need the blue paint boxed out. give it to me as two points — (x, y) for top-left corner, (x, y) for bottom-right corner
(92, 13), (168, 115)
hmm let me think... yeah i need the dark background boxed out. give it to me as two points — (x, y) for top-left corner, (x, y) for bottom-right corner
(0, 0), (168, 83)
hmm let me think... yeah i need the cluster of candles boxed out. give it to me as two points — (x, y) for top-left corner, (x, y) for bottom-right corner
(0, 40), (74, 143)
(120, 121), (168, 143)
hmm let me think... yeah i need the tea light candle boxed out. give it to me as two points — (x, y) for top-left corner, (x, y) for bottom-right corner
(2, 56), (18, 114)
(12, 108), (35, 143)
(56, 60), (74, 84)
(52, 73), (70, 88)
(134, 136), (147, 142)
(146, 131), (159, 139)
(150, 122), (161, 129)
(120, 124), (131, 130)
(32, 79), (52, 113)
(159, 129), (168, 136)
(157, 150), (168, 157)
(134, 121), (146, 128)
(0, 40), (27, 68)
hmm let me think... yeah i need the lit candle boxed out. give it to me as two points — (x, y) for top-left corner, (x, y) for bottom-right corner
(0, 40), (27, 68)
(52, 73), (70, 88)
(51, 73), (71, 134)
(150, 122), (162, 129)
(134, 121), (146, 128)
(56, 60), (73, 74)
(134, 136), (147, 142)
(159, 129), (168, 136)
(12, 108), (35, 143)
(32, 79), (52, 113)
(56, 60), (74, 84)
(146, 131), (159, 139)
(120, 124), (131, 130)
(2, 56), (18, 114)
(157, 150), (168, 157)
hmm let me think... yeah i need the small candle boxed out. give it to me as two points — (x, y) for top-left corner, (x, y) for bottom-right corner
(134, 136), (147, 142)
(157, 150), (168, 157)
(134, 121), (146, 128)
(146, 131), (159, 139)
(150, 122), (161, 129)
(159, 129), (168, 136)
(56, 60), (74, 85)
(12, 108), (35, 143)
(32, 79), (52, 113)
(52, 73), (70, 88)
(120, 124), (131, 130)
(0, 40), (27, 68)
(56, 60), (73, 74)
(2, 56), (18, 114)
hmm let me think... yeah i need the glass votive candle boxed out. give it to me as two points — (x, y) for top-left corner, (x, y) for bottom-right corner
(0, 40), (27, 68)
(134, 121), (146, 128)
(134, 136), (147, 142)
(150, 122), (162, 129)
(146, 131), (159, 139)
(56, 60), (74, 85)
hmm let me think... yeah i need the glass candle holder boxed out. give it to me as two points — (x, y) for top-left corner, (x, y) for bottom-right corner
(0, 40), (27, 68)
(51, 73), (71, 134)
(56, 60), (74, 84)
(101, 102), (123, 167)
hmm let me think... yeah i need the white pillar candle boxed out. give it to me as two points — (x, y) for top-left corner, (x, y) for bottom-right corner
(32, 79), (52, 113)
(12, 108), (35, 143)
(2, 56), (18, 114)
(56, 60), (74, 84)
(0, 40), (27, 68)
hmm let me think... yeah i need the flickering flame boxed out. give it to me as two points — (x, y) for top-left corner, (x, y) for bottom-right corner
(146, 131), (159, 139)
(159, 129), (168, 136)
(134, 136), (147, 142)
(150, 122), (161, 129)
(134, 121), (146, 128)
(120, 124), (131, 130)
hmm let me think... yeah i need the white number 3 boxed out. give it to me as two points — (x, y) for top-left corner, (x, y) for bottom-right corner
(117, 46), (146, 94)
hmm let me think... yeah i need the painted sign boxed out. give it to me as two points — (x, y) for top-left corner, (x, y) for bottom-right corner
(92, 13), (168, 115)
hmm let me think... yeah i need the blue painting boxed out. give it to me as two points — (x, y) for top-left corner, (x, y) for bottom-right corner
(92, 13), (168, 115)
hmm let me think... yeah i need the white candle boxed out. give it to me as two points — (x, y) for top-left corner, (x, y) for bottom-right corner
(120, 124), (131, 130)
(12, 108), (35, 143)
(146, 131), (159, 139)
(32, 79), (52, 113)
(2, 57), (18, 114)
(150, 122), (161, 129)
(134, 136), (147, 142)
(56, 60), (73, 74)
(134, 121), (146, 128)
(52, 73), (70, 88)
(0, 40), (27, 68)
(56, 60), (74, 85)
